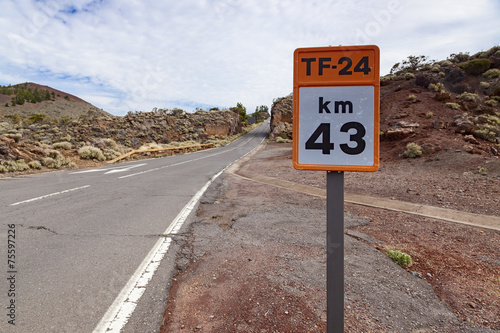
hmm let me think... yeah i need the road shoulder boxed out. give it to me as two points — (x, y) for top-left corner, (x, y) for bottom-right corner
(159, 142), (497, 332)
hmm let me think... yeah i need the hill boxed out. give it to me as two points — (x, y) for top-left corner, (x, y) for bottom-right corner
(0, 82), (111, 120)
(270, 46), (500, 160)
(0, 81), (252, 174)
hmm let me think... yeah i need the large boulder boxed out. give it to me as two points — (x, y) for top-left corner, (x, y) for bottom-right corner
(270, 94), (293, 139)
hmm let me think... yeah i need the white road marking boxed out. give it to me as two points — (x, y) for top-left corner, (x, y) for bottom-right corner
(93, 129), (266, 332)
(69, 169), (104, 174)
(104, 163), (147, 174)
(118, 138), (254, 179)
(10, 185), (91, 206)
(69, 163), (147, 175)
(92, 168), (226, 333)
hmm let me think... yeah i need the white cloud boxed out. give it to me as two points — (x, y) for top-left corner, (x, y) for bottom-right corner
(0, 0), (499, 116)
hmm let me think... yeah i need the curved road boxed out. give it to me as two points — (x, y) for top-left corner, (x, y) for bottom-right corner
(0, 122), (269, 333)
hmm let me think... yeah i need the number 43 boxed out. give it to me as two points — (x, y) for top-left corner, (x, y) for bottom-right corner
(305, 122), (366, 155)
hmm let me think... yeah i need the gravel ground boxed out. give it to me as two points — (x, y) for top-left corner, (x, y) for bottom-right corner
(160, 142), (499, 332)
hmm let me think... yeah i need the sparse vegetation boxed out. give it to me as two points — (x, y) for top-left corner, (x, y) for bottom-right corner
(0, 160), (30, 172)
(230, 102), (248, 124)
(43, 150), (74, 168)
(405, 143), (422, 158)
(390, 55), (431, 74)
(28, 114), (47, 124)
(458, 92), (480, 103)
(480, 82), (490, 90)
(78, 146), (106, 161)
(103, 149), (121, 160)
(484, 99), (498, 107)
(275, 137), (292, 143)
(446, 102), (461, 110)
(428, 82), (445, 93)
(473, 125), (499, 143)
(458, 58), (491, 75)
(52, 142), (72, 150)
(482, 69), (500, 79)
(28, 160), (42, 169)
(2, 46), (499, 178)
(252, 105), (270, 123)
(404, 73), (415, 80)
(386, 249), (412, 267)
(1, 83), (53, 106)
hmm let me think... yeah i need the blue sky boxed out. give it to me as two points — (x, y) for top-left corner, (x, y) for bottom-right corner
(1, 0), (499, 116)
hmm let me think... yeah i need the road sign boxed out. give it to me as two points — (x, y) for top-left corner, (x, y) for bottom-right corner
(293, 45), (380, 172)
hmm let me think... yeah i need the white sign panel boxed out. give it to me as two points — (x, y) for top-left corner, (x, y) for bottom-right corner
(297, 86), (375, 167)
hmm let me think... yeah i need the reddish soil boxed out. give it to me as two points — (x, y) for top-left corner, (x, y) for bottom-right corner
(160, 142), (499, 332)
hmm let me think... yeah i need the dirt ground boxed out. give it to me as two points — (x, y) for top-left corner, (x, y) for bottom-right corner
(159, 142), (499, 332)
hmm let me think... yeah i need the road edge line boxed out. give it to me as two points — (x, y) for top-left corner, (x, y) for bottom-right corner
(93, 125), (268, 333)
(92, 170), (225, 333)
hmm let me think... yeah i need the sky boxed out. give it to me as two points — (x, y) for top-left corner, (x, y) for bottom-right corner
(0, 0), (499, 116)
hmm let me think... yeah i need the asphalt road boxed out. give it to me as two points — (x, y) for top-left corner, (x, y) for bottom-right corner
(0, 122), (268, 333)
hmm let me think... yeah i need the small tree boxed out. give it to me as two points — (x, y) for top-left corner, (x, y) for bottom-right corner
(231, 102), (248, 124)
(252, 105), (269, 123)
(390, 55), (430, 74)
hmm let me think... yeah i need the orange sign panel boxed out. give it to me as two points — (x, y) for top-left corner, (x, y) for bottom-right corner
(293, 45), (380, 172)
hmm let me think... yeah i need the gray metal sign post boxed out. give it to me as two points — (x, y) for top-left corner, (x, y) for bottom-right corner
(326, 171), (344, 332)
(293, 45), (380, 332)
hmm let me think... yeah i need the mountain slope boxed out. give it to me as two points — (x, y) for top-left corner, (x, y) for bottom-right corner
(0, 82), (111, 120)
(270, 46), (500, 160)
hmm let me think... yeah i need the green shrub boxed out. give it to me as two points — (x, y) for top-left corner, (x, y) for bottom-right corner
(431, 64), (440, 72)
(15, 159), (30, 171)
(276, 137), (292, 143)
(387, 250), (412, 267)
(458, 58), (491, 75)
(486, 115), (500, 126)
(485, 99), (498, 107)
(408, 94), (417, 103)
(59, 135), (72, 142)
(52, 142), (72, 150)
(28, 160), (42, 169)
(0, 165), (7, 173)
(446, 102), (460, 110)
(480, 82), (490, 90)
(473, 126), (498, 143)
(6, 133), (22, 142)
(42, 157), (57, 168)
(102, 138), (120, 150)
(1, 160), (29, 172)
(139, 142), (162, 150)
(439, 60), (453, 67)
(458, 92), (479, 103)
(44, 150), (73, 168)
(27, 114), (47, 124)
(78, 146), (105, 161)
(428, 82), (445, 92)
(404, 72), (415, 80)
(405, 142), (422, 158)
(483, 68), (500, 79)
(103, 149), (121, 160)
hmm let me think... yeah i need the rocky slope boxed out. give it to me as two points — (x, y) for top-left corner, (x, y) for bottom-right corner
(0, 84), (245, 174)
(271, 46), (500, 159)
